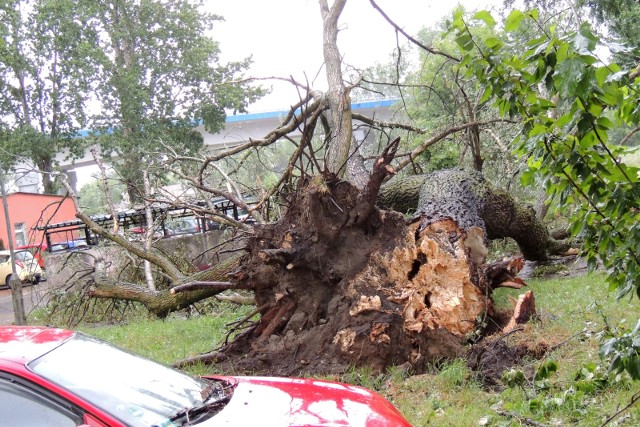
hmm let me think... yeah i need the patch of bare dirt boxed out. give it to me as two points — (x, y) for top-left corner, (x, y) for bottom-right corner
(467, 336), (550, 389)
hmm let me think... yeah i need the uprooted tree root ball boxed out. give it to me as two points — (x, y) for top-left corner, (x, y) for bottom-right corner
(176, 174), (533, 377)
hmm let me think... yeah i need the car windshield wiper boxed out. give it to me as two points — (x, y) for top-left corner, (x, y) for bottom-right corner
(167, 395), (231, 426)
(167, 380), (234, 426)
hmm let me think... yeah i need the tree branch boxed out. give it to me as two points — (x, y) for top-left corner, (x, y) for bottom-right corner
(170, 280), (255, 294)
(369, 0), (460, 62)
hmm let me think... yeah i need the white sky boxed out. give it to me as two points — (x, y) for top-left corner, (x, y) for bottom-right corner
(74, 0), (504, 188)
(209, 0), (503, 112)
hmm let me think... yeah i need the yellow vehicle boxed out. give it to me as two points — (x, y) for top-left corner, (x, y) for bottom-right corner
(0, 249), (43, 288)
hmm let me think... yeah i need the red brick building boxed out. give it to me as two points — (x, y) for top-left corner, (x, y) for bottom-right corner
(0, 193), (77, 249)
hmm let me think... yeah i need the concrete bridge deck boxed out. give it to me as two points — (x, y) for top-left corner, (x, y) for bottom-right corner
(57, 98), (398, 171)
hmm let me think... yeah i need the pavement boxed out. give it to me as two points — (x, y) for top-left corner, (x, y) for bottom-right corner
(0, 281), (51, 325)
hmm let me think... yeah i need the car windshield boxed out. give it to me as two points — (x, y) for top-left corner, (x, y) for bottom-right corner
(29, 333), (225, 427)
(14, 251), (34, 262)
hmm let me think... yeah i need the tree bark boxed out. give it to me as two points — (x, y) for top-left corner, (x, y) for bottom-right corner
(379, 169), (572, 261)
(320, 0), (353, 176)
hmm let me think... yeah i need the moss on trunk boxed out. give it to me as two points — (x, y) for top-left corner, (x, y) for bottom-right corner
(379, 169), (563, 261)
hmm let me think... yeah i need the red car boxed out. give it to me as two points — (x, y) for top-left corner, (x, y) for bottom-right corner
(0, 326), (412, 427)
(17, 243), (48, 269)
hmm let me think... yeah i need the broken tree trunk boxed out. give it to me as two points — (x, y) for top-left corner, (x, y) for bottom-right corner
(379, 169), (572, 261)
(177, 172), (523, 376)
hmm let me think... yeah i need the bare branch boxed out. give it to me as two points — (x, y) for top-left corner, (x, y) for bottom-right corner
(170, 281), (255, 294)
(58, 173), (186, 282)
(197, 92), (326, 164)
(369, 0), (460, 62)
(91, 148), (119, 234)
(394, 119), (513, 172)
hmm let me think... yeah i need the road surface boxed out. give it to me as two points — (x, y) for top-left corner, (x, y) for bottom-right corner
(0, 281), (50, 325)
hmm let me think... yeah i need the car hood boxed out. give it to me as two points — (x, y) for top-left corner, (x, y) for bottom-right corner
(201, 376), (410, 427)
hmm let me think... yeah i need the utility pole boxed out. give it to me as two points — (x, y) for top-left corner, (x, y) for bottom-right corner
(0, 166), (26, 325)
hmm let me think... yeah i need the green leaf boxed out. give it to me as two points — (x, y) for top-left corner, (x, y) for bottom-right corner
(596, 116), (613, 129)
(528, 399), (542, 412)
(555, 113), (574, 128)
(455, 33), (474, 52)
(521, 169), (537, 186)
(473, 10), (496, 27)
(556, 42), (569, 63)
(484, 36), (502, 50)
(606, 70), (627, 83)
(479, 86), (493, 104)
(574, 23), (599, 53)
(529, 124), (548, 137)
(535, 360), (558, 380)
(588, 103), (603, 117)
(595, 66), (610, 86)
(505, 10), (525, 32)
(627, 362), (640, 380)
(502, 368), (526, 388)
(554, 57), (585, 97)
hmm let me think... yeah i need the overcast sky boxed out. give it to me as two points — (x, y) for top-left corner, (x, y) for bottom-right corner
(209, 0), (503, 111)
(74, 0), (505, 187)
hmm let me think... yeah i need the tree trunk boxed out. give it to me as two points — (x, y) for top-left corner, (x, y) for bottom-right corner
(320, 0), (353, 176)
(379, 169), (572, 261)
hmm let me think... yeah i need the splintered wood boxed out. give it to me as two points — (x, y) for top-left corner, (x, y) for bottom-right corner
(503, 291), (536, 333)
(399, 219), (490, 337)
(343, 219), (491, 341)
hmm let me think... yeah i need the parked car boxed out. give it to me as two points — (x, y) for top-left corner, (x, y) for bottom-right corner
(165, 217), (200, 235)
(129, 225), (167, 240)
(17, 243), (48, 269)
(0, 249), (43, 288)
(0, 326), (412, 426)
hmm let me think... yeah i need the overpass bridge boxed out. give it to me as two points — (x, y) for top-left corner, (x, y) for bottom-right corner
(57, 98), (398, 171)
(34, 98), (398, 191)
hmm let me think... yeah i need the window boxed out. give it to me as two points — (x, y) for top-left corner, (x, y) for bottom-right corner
(0, 377), (82, 427)
(14, 222), (27, 247)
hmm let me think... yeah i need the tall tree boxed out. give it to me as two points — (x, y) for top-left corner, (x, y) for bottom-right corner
(505, 0), (640, 65)
(320, 0), (357, 180)
(581, 0), (640, 66)
(0, 0), (99, 193)
(87, 0), (262, 203)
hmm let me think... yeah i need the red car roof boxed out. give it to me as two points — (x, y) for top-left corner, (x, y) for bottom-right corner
(0, 326), (75, 364)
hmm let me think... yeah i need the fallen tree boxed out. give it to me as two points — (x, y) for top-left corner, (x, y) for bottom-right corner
(379, 169), (572, 261)
(172, 165), (533, 375)
(51, 0), (563, 376)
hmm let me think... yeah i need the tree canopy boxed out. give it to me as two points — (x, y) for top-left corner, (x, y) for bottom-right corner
(445, 5), (640, 377)
(0, 0), (100, 192)
(0, 0), (263, 197)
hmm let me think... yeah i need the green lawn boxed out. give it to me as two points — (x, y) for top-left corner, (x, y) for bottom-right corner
(39, 271), (639, 426)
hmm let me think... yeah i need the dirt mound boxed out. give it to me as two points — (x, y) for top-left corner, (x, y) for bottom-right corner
(467, 335), (550, 389)
(178, 173), (574, 378)
(204, 175), (496, 377)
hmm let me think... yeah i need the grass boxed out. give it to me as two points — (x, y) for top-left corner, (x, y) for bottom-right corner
(73, 302), (256, 375)
(39, 271), (639, 426)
